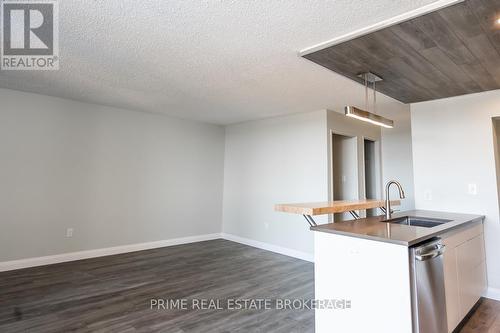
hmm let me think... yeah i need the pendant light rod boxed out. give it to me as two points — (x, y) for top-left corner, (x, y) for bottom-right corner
(364, 74), (369, 111)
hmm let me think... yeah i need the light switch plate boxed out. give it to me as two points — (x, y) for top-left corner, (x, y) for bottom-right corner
(468, 183), (478, 195)
(424, 190), (432, 201)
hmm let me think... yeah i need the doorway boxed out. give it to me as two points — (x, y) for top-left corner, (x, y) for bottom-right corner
(331, 133), (358, 221)
(364, 139), (377, 216)
(492, 118), (500, 212)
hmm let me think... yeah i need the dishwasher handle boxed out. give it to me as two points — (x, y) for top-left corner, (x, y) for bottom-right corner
(415, 244), (445, 261)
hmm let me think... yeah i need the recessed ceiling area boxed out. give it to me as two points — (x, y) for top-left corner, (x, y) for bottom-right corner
(302, 0), (500, 104)
(0, 0), (442, 124)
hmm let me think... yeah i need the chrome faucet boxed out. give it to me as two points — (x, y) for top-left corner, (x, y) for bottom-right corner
(385, 180), (406, 220)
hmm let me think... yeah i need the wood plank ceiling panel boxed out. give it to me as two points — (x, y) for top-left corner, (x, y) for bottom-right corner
(302, 0), (500, 103)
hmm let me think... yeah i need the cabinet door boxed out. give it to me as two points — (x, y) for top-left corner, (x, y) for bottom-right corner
(456, 234), (487, 318)
(442, 238), (460, 333)
(442, 223), (485, 332)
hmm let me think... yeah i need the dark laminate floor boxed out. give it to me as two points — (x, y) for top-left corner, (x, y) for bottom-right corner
(459, 298), (500, 333)
(0, 239), (314, 333)
(1, 239), (499, 333)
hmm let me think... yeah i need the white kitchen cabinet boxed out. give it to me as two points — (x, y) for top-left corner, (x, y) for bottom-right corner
(310, 211), (485, 333)
(314, 231), (413, 333)
(442, 222), (486, 333)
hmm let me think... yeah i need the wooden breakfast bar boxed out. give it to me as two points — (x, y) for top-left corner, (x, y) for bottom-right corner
(274, 199), (400, 226)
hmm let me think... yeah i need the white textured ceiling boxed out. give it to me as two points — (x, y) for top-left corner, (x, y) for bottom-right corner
(0, 0), (439, 124)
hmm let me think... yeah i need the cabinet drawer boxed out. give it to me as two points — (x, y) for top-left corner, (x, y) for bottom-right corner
(456, 235), (487, 318)
(442, 222), (483, 248)
(457, 234), (485, 268)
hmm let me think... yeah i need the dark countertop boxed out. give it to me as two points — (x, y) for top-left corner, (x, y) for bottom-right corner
(310, 210), (485, 246)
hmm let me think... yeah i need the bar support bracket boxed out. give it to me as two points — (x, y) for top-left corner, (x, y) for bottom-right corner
(303, 215), (317, 227)
(304, 210), (361, 227)
(349, 211), (360, 219)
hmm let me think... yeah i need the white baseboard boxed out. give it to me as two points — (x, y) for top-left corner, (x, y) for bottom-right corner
(0, 232), (313, 272)
(485, 287), (500, 301)
(221, 233), (314, 262)
(0, 233), (222, 272)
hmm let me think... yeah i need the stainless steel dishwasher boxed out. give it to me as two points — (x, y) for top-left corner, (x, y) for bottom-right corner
(410, 237), (448, 333)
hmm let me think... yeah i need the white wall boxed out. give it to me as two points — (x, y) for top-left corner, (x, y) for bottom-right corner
(411, 90), (500, 294)
(0, 87), (414, 263)
(222, 111), (329, 256)
(327, 110), (381, 220)
(222, 107), (415, 257)
(0, 88), (225, 262)
(381, 106), (415, 211)
(327, 110), (382, 203)
(325, 106), (415, 212)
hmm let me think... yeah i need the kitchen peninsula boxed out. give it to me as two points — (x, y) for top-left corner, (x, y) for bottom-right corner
(276, 204), (486, 333)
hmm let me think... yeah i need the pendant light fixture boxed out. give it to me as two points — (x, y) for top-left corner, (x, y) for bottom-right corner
(344, 72), (394, 129)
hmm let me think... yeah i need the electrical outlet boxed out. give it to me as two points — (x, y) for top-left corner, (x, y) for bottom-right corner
(264, 222), (269, 230)
(424, 190), (432, 201)
(468, 183), (478, 195)
(66, 228), (74, 238)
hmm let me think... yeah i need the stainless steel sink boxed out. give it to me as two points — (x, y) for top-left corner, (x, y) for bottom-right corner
(382, 216), (452, 228)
